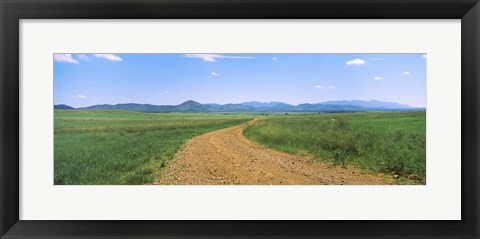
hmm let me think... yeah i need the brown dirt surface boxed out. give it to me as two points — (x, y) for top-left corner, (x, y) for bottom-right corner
(153, 119), (392, 185)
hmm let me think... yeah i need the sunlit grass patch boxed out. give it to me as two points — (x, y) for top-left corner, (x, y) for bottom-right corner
(54, 110), (254, 185)
(244, 111), (426, 183)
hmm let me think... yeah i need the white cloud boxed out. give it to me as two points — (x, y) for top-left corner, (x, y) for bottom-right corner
(346, 58), (365, 65)
(78, 54), (90, 61)
(72, 94), (87, 99)
(403, 71), (411, 75)
(183, 54), (254, 62)
(158, 90), (169, 96)
(422, 54), (427, 59)
(373, 76), (384, 80)
(211, 72), (219, 76)
(237, 95), (244, 98)
(272, 57), (278, 61)
(93, 54), (122, 62)
(314, 85), (335, 90)
(54, 54), (79, 64)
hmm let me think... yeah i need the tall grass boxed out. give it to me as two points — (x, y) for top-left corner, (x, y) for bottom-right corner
(244, 111), (426, 183)
(55, 110), (254, 185)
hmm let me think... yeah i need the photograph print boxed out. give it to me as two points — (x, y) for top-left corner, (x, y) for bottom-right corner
(54, 53), (426, 185)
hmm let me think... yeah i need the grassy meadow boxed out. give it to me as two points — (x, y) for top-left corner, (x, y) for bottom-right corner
(55, 109), (426, 185)
(54, 110), (254, 185)
(244, 111), (426, 183)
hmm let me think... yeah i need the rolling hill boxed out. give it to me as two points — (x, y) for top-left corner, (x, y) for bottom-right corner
(54, 104), (75, 110)
(54, 100), (424, 113)
(322, 100), (412, 109)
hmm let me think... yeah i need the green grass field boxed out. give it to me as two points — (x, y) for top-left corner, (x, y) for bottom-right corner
(55, 110), (426, 185)
(244, 111), (426, 183)
(54, 110), (254, 185)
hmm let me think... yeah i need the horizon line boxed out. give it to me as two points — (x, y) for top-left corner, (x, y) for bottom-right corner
(55, 99), (426, 108)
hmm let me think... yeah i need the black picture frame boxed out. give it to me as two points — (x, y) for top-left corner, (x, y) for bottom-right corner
(1, 0), (479, 238)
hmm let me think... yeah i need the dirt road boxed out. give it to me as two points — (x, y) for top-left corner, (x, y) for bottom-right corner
(154, 119), (391, 185)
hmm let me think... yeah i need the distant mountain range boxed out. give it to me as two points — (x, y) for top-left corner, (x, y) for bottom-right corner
(54, 100), (424, 113)
(54, 104), (76, 110)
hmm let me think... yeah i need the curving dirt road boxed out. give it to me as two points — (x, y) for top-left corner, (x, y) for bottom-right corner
(154, 119), (391, 185)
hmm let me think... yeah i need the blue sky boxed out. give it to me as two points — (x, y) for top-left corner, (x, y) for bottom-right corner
(54, 53), (426, 108)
